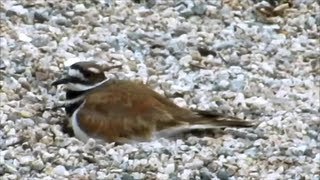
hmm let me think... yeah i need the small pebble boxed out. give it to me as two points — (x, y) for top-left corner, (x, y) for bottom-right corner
(53, 165), (69, 176)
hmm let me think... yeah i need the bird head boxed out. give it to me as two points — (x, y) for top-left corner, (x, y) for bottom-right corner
(52, 61), (121, 91)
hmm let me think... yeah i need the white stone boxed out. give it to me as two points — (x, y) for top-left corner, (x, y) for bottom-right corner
(185, 158), (204, 169)
(53, 165), (69, 176)
(74, 4), (87, 13)
(19, 156), (35, 165)
(31, 159), (45, 171)
(180, 169), (193, 180)
(64, 57), (82, 67)
(131, 172), (145, 179)
(0, 37), (8, 48)
(164, 163), (175, 174)
(73, 168), (87, 176)
(218, 80), (230, 89)
(58, 148), (69, 157)
(173, 97), (187, 108)
(261, 62), (274, 74)
(7, 128), (16, 136)
(18, 33), (32, 42)
(10, 5), (28, 15)
(245, 96), (269, 109)
(157, 173), (169, 180)
(179, 55), (192, 67)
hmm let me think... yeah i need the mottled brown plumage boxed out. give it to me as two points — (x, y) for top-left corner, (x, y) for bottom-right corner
(53, 61), (254, 143)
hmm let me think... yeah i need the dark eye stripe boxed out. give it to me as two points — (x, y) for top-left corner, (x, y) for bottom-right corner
(70, 64), (88, 75)
(81, 70), (92, 78)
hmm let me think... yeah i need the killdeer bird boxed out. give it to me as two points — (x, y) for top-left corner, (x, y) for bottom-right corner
(52, 61), (253, 143)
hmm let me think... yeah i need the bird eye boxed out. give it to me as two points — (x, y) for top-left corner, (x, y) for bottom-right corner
(82, 70), (92, 78)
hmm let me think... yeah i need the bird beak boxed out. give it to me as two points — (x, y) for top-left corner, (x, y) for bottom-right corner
(51, 77), (72, 86)
(52, 69), (71, 86)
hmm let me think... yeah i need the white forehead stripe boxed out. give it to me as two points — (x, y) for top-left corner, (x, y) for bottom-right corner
(87, 67), (100, 74)
(68, 69), (85, 80)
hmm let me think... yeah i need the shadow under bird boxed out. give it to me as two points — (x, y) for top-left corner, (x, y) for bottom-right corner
(52, 61), (254, 143)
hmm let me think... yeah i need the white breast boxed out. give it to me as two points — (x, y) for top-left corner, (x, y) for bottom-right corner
(71, 100), (90, 142)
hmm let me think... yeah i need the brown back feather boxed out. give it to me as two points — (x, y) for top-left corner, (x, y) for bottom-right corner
(76, 81), (253, 143)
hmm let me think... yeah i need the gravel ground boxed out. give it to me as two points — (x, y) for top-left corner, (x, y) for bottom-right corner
(0, 0), (319, 179)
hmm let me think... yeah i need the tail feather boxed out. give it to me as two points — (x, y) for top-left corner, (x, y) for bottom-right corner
(154, 111), (254, 139)
(187, 110), (254, 128)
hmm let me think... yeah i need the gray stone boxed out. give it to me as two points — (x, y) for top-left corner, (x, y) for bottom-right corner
(217, 170), (229, 180)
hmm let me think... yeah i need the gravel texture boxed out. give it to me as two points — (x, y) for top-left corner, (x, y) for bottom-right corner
(0, 0), (319, 179)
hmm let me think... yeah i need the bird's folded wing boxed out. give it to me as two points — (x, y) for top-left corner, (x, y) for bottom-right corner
(76, 84), (187, 142)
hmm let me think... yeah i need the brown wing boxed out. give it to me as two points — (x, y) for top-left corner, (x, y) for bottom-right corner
(76, 81), (192, 143)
